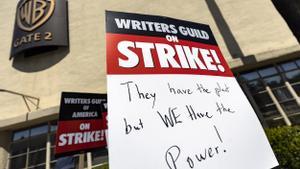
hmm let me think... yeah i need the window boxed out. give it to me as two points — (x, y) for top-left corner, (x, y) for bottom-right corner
(10, 124), (48, 169)
(92, 148), (108, 166)
(238, 59), (300, 127)
(9, 121), (108, 169)
(272, 87), (293, 102)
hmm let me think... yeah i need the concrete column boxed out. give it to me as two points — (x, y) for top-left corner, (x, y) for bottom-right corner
(266, 86), (292, 126)
(0, 131), (11, 169)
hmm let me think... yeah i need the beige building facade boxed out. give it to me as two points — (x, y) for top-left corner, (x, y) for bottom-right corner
(1, 0), (300, 168)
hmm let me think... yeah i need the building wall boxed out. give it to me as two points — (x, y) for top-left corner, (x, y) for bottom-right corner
(217, 0), (298, 57)
(0, 0), (298, 124)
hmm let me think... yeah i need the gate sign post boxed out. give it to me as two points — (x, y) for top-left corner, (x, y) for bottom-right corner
(55, 92), (107, 157)
(106, 11), (278, 169)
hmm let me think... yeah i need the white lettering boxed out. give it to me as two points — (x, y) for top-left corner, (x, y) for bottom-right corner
(74, 133), (83, 144)
(155, 43), (180, 68)
(80, 123), (90, 130)
(58, 134), (67, 146)
(58, 130), (104, 146)
(118, 41), (139, 68)
(200, 49), (218, 71)
(135, 42), (155, 68)
(114, 18), (130, 29)
(67, 133), (75, 145)
(116, 41), (224, 72)
(183, 46), (207, 70)
(72, 112), (98, 118)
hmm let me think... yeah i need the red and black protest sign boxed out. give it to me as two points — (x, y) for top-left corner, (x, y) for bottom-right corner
(106, 11), (278, 169)
(55, 92), (107, 157)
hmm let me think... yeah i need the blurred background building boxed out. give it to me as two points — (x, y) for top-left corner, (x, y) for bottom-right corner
(0, 0), (300, 168)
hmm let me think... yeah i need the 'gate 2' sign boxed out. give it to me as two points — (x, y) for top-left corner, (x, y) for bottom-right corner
(11, 0), (69, 57)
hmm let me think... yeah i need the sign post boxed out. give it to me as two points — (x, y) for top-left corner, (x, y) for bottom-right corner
(78, 153), (85, 169)
(106, 11), (279, 169)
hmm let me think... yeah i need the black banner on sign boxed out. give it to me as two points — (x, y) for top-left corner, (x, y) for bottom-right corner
(59, 92), (107, 121)
(11, 0), (69, 58)
(106, 11), (217, 45)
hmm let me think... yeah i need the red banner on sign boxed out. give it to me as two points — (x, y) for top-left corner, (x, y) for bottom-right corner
(56, 119), (107, 155)
(107, 33), (233, 77)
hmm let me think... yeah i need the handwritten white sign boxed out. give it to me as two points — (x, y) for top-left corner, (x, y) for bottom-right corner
(106, 11), (278, 169)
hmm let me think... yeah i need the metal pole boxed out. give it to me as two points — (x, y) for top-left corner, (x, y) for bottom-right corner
(285, 81), (300, 105)
(46, 123), (51, 169)
(45, 140), (51, 169)
(87, 152), (92, 169)
(0, 89), (39, 111)
(0, 89), (39, 100)
(266, 86), (292, 126)
(78, 153), (85, 169)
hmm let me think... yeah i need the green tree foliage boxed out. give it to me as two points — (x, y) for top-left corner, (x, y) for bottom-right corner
(265, 126), (300, 169)
(93, 162), (109, 169)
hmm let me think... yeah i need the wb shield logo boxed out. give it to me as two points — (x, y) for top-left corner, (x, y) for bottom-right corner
(11, 0), (68, 57)
(17, 0), (55, 31)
